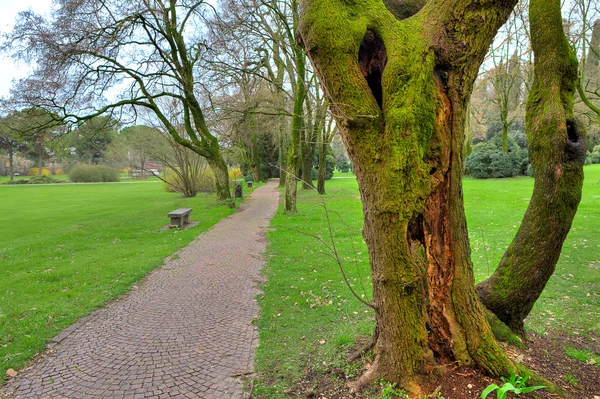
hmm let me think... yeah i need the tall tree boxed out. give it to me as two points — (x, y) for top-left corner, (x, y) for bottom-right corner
(316, 114), (337, 195)
(3, 0), (232, 200)
(0, 119), (25, 181)
(477, 0), (586, 335)
(300, 76), (325, 189)
(299, 0), (579, 393)
(69, 116), (119, 164)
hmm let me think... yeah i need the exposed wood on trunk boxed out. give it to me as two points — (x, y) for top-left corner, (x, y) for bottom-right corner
(299, 0), (520, 393)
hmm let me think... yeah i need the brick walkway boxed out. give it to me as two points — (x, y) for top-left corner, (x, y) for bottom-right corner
(0, 181), (280, 399)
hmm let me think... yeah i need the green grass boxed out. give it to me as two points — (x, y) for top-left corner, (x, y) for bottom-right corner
(564, 346), (600, 364)
(0, 181), (238, 383)
(253, 165), (600, 397)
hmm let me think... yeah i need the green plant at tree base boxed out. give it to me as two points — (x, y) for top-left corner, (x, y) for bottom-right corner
(564, 373), (579, 387)
(481, 372), (545, 399)
(375, 380), (445, 399)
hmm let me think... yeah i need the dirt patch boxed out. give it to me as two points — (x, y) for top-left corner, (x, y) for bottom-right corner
(289, 333), (600, 398)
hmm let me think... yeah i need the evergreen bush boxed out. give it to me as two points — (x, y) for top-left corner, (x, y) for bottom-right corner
(465, 136), (525, 179)
(591, 145), (600, 164)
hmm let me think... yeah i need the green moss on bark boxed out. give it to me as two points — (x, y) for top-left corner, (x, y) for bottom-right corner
(477, 0), (586, 335)
(300, 0), (522, 393)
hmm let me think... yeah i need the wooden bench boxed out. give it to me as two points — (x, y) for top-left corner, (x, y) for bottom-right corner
(168, 208), (192, 228)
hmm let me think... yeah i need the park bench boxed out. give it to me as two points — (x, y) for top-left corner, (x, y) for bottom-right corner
(168, 208), (192, 228)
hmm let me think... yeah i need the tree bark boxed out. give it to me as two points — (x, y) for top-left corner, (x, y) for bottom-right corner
(250, 135), (263, 183)
(300, 0), (518, 393)
(207, 154), (232, 202)
(9, 146), (14, 181)
(279, 127), (288, 187)
(284, 25), (307, 213)
(301, 154), (315, 189)
(317, 141), (327, 194)
(477, 0), (585, 335)
(38, 142), (43, 175)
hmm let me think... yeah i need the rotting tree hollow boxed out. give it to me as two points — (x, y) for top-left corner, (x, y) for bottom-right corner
(359, 30), (387, 109)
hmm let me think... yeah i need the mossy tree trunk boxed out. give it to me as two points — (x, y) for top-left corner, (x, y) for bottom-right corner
(284, 1), (307, 213)
(250, 134), (263, 183)
(477, 0), (586, 335)
(302, 88), (327, 189)
(299, 0), (519, 393)
(301, 97), (317, 189)
(206, 154), (233, 203)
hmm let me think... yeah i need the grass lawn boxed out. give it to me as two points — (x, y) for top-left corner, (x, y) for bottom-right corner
(0, 181), (239, 384)
(253, 165), (600, 397)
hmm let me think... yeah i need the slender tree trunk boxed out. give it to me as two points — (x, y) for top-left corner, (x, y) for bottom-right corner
(300, 0), (521, 393)
(501, 122), (509, 152)
(301, 153), (314, 188)
(284, 46), (307, 213)
(317, 141), (327, 194)
(477, 0), (585, 335)
(251, 135), (262, 182)
(9, 146), (14, 181)
(279, 127), (288, 187)
(38, 144), (43, 175)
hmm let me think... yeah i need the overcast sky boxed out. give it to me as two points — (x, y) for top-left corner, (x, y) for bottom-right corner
(0, 0), (52, 97)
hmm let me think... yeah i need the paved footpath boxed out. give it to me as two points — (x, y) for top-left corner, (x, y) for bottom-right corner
(1, 181), (280, 399)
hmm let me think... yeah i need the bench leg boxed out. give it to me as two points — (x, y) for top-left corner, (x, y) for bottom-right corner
(170, 217), (183, 228)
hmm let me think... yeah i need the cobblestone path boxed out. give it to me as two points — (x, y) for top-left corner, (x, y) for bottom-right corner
(0, 181), (280, 399)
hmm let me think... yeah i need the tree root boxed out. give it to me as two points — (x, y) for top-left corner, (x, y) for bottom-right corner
(346, 326), (378, 361)
(346, 358), (379, 393)
(485, 309), (525, 349)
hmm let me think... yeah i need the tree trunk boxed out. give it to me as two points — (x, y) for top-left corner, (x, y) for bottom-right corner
(301, 154), (314, 189)
(501, 122), (509, 152)
(477, 0), (585, 335)
(251, 135), (262, 182)
(279, 127), (288, 187)
(284, 44), (307, 213)
(206, 154), (232, 201)
(300, 0), (520, 393)
(317, 141), (327, 195)
(8, 146), (14, 181)
(38, 143), (44, 175)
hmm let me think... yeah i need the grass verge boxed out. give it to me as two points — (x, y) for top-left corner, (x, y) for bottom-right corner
(253, 165), (600, 397)
(0, 181), (239, 383)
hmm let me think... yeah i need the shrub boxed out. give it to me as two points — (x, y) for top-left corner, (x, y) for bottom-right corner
(3, 179), (29, 185)
(54, 168), (65, 175)
(585, 152), (592, 165)
(69, 164), (120, 182)
(163, 167), (215, 197)
(526, 164), (534, 177)
(591, 145), (600, 164)
(229, 168), (244, 180)
(29, 175), (60, 184)
(244, 172), (254, 182)
(465, 136), (525, 179)
(28, 167), (51, 176)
